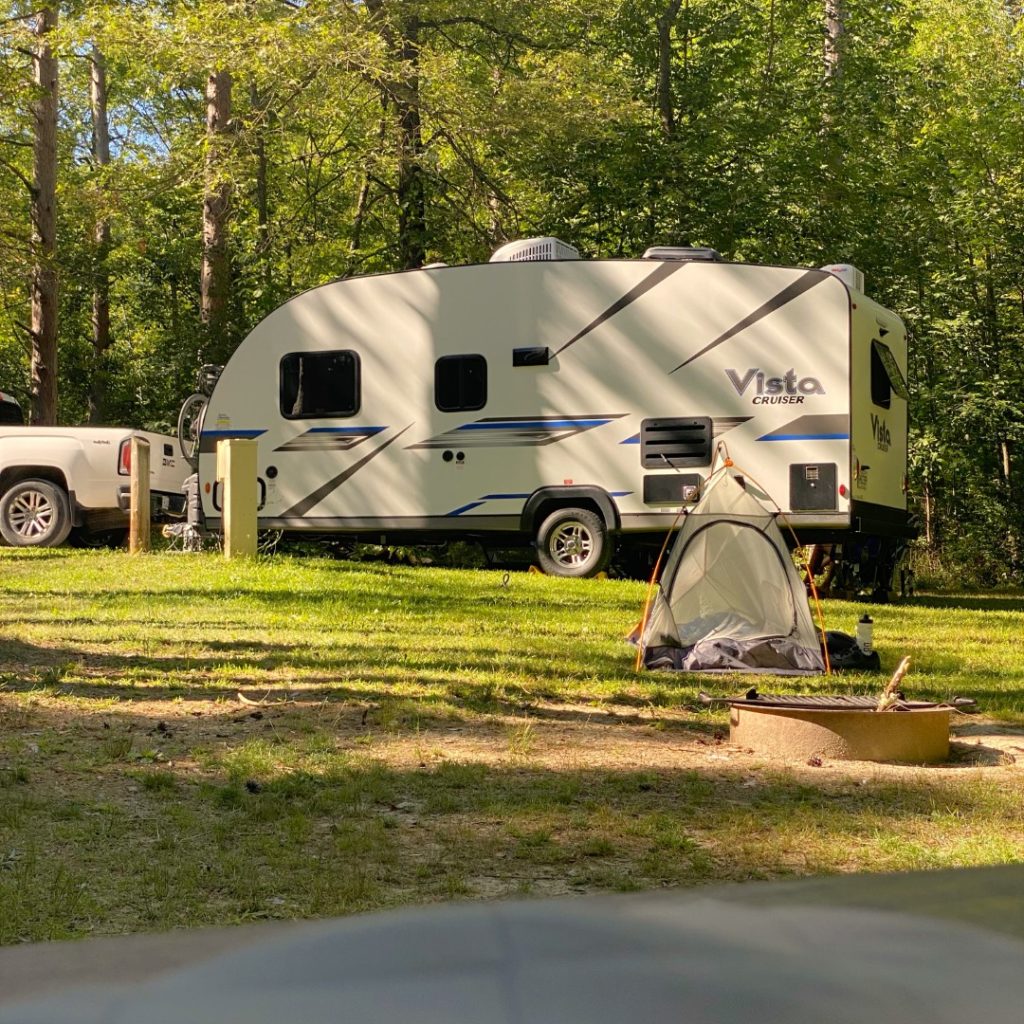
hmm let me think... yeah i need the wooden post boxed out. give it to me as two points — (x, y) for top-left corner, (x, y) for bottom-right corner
(129, 436), (151, 554)
(216, 438), (258, 558)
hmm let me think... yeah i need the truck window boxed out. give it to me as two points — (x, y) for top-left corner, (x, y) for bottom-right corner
(435, 354), (486, 412)
(280, 351), (360, 419)
(0, 400), (23, 424)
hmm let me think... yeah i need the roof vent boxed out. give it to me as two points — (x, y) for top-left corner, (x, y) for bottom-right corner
(821, 263), (865, 293)
(489, 237), (580, 263)
(642, 246), (723, 262)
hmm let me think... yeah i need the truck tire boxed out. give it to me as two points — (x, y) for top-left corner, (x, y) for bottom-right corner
(535, 507), (611, 578)
(0, 479), (73, 547)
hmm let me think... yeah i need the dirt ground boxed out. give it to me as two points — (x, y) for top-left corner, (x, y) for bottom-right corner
(7, 689), (1022, 787)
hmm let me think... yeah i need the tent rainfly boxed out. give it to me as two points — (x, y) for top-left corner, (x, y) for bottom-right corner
(637, 464), (825, 674)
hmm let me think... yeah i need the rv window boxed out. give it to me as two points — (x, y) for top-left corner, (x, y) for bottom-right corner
(435, 355), (487, 412)
(280, 350), (360, 419)
(872, 340), (909, 401)
(870, 342), (892, 409)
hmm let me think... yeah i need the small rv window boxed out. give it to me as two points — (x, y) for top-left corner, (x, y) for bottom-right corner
(435, 354), (487, 412)
(872, 340), (909, 400)
(280, 350), (360, 419)
(870, 342), (892, 409)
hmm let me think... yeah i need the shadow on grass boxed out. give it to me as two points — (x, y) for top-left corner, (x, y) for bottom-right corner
(3, 629), (1023, 722)
(904, 595), (1024, 613)
(4, 712), (1023, 946)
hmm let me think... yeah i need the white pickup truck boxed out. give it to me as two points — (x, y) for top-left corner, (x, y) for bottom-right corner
(0, 393), (189, 547)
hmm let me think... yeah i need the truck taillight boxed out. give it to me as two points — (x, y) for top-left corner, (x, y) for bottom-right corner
(118, 439), (131, 476)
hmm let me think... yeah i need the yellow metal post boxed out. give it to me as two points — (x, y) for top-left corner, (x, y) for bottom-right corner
(129, 436), (151, 554)
(216, 438), (258, 558)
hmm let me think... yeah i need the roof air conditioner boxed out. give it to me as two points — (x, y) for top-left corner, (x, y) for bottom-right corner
(489, 237), (580, 263)
(821, 264), (865, 293)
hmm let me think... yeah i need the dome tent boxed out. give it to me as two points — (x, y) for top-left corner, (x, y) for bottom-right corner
(638, 461), (825, 674)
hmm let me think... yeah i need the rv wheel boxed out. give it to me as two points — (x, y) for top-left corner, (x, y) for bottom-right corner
(0, 479), (73, 547)
(535, 507), (610, 578)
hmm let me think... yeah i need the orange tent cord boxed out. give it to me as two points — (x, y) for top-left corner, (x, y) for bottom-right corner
(635, 454), (832, 676)
(634, 503), (688, 673)
(789, 532), (832, 676)
(729, 460), (832, 676)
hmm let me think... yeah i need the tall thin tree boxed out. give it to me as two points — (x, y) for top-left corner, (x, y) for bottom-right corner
(89, 44), (112, 423)
(29, 4), (59, 425)
(201, 68), (233, 362)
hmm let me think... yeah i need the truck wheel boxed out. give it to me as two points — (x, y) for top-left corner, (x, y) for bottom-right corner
(535, 507), (610, 578)
(0, 479), (73, 547)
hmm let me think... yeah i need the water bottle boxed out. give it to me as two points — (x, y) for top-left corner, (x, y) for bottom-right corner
(856, 614), (874, 655)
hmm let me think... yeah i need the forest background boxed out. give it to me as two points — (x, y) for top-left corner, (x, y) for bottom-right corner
(1, 1), (1022, 583)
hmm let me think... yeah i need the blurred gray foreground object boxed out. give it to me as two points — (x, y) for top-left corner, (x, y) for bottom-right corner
(2, 867), (1024, 1023)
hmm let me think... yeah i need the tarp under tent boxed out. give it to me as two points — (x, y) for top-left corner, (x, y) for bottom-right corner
(637, 462), (825, 674)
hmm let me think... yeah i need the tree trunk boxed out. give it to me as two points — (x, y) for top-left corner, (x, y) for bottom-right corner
(922, 478), (933, 547)
(656, 0), (684, 136)
(824, 0), (844, 81)
(29, 6), (59, 426)
(249, 82), (272, 304)
(395, 18), (426, 270)
(89, 45), (112, 424)
(201, 69), (233, 363)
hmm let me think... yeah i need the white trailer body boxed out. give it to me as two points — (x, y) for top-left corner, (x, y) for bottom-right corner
(197, 255), (909, 570)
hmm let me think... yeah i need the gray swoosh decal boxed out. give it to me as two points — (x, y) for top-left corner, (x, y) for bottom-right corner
(756, 414), (849, 441)
(281, 424), (413, 517)
(712, 416), (751, 437)
(553, 262), (685, 357)
(669, 271), (827, 374)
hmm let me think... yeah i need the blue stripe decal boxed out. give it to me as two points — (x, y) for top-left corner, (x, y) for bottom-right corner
(307, 426), (385, 435)
(757, 433), (849, 442)
(447, 501), (487, 517)
(620, 434), (640, 445)
(200, 429), (266, 439)
(448, 490), (633, 516)
(456, 419), (611, 431)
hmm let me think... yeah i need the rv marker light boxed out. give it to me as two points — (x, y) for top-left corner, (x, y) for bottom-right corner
(839, 484), (847, 497)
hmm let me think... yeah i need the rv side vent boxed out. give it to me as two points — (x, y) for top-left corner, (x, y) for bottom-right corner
(490, 237), (580, 263)
(640, 417), (712, 469)
(642, 246), (722, 262)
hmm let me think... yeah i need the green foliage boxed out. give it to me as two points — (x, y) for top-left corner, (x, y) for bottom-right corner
(0, 0), (1022, 568)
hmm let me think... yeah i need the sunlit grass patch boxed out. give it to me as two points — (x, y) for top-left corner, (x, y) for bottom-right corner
(1, 548), (1023, 943)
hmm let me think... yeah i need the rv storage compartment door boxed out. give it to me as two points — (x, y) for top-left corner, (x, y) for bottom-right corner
(640, 418), (712, 469)
(643, 474), (702, 506)
(789, 463), (837, 511)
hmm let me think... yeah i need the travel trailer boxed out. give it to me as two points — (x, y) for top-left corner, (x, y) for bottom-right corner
(193, 240), (910, 577)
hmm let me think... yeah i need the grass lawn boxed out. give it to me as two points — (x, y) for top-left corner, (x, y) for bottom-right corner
(1, 548), (1023, 944)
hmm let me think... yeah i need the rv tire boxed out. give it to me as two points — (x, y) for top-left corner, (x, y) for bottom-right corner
(0, 478), (73, 547)
(535, 507), (610, 578)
